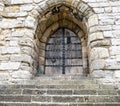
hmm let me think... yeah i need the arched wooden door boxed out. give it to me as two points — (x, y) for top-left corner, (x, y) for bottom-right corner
(45, 28), (83, 75)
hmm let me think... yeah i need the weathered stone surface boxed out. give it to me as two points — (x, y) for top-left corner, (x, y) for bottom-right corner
(10, 54), (33, 65)
(0, 19), (24, 28)
(11, 29), (34, 38)
(103, 31), (114, 38)
(91, 70), (105, 78)
(20, 5), (34, 12)
(11, 0), (33, 4)
(91, 59), (105, 70)
(21, 47), (32, 55)
(0, 0), (120, 85)
(18, 38), (34, 48)
(5, 6), (20, 13)
(0, 62), (20, 70)
(0, 55), (9, 61)
(0, 3), (4, 11)
(1, 47), (20, 54)
(109, 46), (120, 56)
(9, 41), (18, 46)
(111, 39), (120, 46)
(25, 16), (37, 29)
(88, 15), (98, 27)
(0, 72), (9, 81)
(91, 39), (111, 48)
(89, 32), (104, 43)
(77, 2), (89, 13)
(0, 41), (6, 46)
(11, 70), (32, 79)
(33, 0), (43, 3)
(114, 71), (120, 78)
(94, 8), (104, 13)
(90, 47), (109, 60)
(105, 59), (120, 70)
(1, 12), (28, 18)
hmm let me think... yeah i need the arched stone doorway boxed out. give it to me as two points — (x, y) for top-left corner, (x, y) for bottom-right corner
(11, 0), (98, 79)
(45, 28), (83, 75)
(35, 4), (92, 76)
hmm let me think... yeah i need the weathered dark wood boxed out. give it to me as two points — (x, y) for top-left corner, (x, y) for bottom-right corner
(45, 28), (83, 75)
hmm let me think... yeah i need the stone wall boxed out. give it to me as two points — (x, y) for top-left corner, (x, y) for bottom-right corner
(0, 0), (120, 84)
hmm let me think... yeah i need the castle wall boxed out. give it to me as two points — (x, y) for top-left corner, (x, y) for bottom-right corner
(0, 0), (120, 84)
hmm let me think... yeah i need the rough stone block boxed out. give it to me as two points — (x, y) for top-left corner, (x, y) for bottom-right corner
(11, 70), (32, 79)
(105, 59), (120, 70)
(90, 47), (109, 60)
(105, 7), (112, 13)
(112, 6), (120, 13)
(32, 96), (51, 102)
(10, 54), (33, 65)
(78, 2), (89, 13)
(0, 62), (20, 70)
(11, 0), (33, 4)
(9, 41), (18, 46)
(94, 8), (104, 13)
(103, 31), (114, 38)
(18, 38), (34, 48)
(5, 6), (20, 13)
(88, 15), (98, 27)
(114, 71), (120, 78)
(0, 3), (4, 11)
(2, 12), (28, 18)
(4, 95), (31, 102)
(91, 39), (111, 48)
(0, 55), (9, 61)
(91, 59), (105, 70)
(109, 46), (120, 56)
(0, 41), (5, 46)
(0, 19), (24, 29)
(25, 16), (37, 29)
(53, 96), (84, 102)
(21, 47), (32, 55)
(73, 90), (96, 95)
(111, 39), (120, 46)
(0, 72), (9, 81)
(20, 5), (33, 12)
(33, 0), (43, 3)
(91, 70), (105, 78)
(1, 47), (20, 54)
(89, 32), (104, 43)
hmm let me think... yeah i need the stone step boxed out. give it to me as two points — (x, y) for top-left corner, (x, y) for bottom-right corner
(35, 74), (88, 80)
(0, 89), (119, 96)
(10, 78), (97, 85)
(34, 79), (97, 85)
(0, 77), (119, 105)
(21, 89), (119, 96)
(0, 95), (120, 103)
(0, 103), (120, 106)
(0, 84), (116, 90)
(1, 77), (94, 85)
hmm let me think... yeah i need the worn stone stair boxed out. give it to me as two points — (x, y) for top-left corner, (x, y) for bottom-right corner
(0, 75), (120, 106)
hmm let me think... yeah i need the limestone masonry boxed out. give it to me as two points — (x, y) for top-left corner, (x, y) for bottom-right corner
(0, 0), (120, 85)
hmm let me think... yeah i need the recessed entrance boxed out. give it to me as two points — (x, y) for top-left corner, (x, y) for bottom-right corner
(44, 28), (83, 75)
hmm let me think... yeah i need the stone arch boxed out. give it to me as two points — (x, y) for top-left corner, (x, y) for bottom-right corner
(27, 0), (98, 76)
(38, 21), (88, 74)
